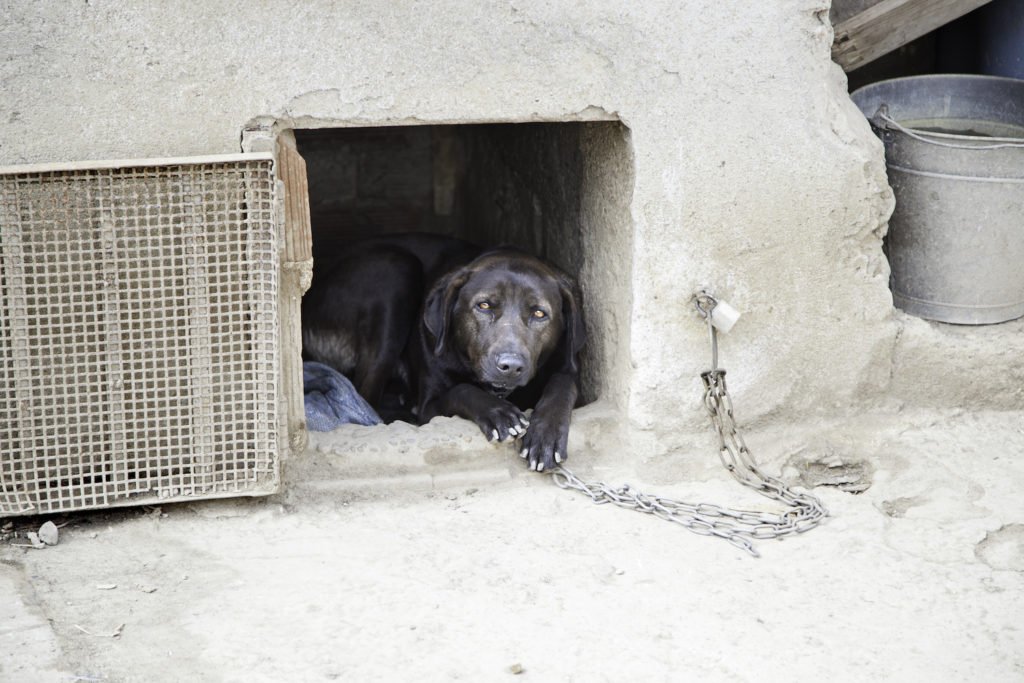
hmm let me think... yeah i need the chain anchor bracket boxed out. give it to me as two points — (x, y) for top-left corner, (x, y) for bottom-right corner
(549, 289), (828, 557)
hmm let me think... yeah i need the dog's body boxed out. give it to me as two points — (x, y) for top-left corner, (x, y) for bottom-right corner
(302, 233), (584, 470)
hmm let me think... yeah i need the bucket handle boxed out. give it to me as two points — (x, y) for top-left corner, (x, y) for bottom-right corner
(872, 105), (1024, 151)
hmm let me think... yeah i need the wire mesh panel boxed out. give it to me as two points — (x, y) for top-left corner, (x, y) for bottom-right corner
(0, 155), (281, 516)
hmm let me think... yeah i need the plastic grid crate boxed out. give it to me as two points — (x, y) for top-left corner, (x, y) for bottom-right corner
(0, 156), (281, 515)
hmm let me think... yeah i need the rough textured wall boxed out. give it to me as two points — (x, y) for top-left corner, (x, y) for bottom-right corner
(0, 1), (899, 452)
(575, 124), (635, 410)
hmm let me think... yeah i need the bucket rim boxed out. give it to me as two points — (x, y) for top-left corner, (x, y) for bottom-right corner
(852, 72), (1024, 90)
(852, 73), (1024, 144)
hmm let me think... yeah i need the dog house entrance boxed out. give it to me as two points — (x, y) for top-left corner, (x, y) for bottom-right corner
(295, 121), (634, 409)
(0, 153), (303, 516)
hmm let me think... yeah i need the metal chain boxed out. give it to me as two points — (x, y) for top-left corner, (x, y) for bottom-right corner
(549, 292), (827, 557)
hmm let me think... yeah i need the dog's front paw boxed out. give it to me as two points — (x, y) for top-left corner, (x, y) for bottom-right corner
(518, 415), (569, 472)
(471, 397), (529, 444)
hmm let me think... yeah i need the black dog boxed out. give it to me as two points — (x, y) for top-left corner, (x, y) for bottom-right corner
(302, 233), (585, 471)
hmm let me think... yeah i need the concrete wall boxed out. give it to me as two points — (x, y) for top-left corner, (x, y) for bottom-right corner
(8, 0), (995, 457)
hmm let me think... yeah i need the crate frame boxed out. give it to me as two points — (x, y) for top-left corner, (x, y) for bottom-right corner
(0, 151), (309, 516)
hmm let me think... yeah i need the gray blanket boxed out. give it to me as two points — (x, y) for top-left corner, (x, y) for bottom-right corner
(303, 361), (382, 431)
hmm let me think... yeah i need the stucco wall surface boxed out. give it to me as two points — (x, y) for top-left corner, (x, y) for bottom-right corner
(2, 1), (912, 449)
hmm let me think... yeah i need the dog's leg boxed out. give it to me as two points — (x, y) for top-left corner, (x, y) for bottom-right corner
(420, 384), (529, 444)
(303, 245), (423, 416)
(518, 372), (578, 471)
(353, 308), (414, 410)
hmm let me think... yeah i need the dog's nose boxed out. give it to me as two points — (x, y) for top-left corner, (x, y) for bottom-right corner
(495, 353), (526, 377)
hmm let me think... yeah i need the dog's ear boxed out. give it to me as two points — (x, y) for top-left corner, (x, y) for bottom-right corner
(423, 267), (472, 356)
(558, 273), (586, 374)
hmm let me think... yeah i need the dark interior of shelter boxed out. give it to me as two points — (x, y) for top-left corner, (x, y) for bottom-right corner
(294, 121), (633, 409)
(295, 122), (612, 265)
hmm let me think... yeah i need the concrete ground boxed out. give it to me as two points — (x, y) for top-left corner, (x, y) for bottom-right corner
(2, 407), (1023, 682)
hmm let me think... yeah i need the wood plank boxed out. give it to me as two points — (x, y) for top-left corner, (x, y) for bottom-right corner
(832, 0), (993, 71)
(277, 137), (313, 263)
(831, 0), (886, 25)
(274, 131), (314, 456)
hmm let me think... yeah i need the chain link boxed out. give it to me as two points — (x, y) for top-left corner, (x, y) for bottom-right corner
(549, 293), (827, 557)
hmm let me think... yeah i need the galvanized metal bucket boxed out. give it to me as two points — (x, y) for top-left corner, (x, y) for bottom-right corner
(852, 74), (1024, 324)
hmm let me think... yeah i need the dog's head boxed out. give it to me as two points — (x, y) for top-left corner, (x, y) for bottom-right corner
(423, 249), (585, 395)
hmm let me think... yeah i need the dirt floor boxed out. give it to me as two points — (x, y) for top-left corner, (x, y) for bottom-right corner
(2, 407), (1023, 682)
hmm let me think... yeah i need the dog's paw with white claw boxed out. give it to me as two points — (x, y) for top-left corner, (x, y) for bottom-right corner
(518, 415), (569, 473)
(476, 397), (527, 444)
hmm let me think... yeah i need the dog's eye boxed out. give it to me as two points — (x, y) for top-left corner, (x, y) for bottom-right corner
(476, 301), (492, 311)
(531, 309), (548, 319)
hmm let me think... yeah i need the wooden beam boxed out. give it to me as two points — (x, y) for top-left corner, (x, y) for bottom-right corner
(275, 132), (314, 456)
(832, 0), (993, 72)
